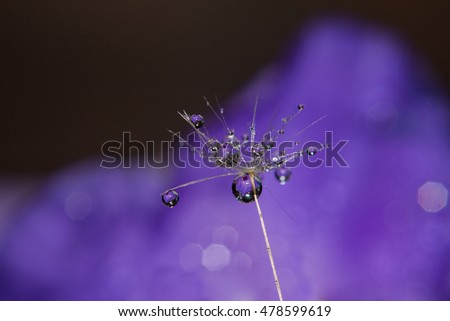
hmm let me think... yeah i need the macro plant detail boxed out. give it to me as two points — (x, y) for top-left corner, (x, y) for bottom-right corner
(161, 100), (328, 300)
(0, 18), (448, 302)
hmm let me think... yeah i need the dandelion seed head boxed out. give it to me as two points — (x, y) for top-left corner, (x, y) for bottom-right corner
(161, 102), (326, 207)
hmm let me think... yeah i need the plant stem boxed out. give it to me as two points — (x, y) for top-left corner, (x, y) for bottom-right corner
(250, 173), (283, 301)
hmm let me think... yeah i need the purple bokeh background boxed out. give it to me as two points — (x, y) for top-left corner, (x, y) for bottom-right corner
(0, 19), (449, 300)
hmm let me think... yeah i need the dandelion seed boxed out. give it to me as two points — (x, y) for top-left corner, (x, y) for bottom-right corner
(161, 99), (326, 301)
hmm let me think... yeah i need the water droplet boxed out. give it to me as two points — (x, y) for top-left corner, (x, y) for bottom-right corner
(275, 168), (291, 185)
(276, 159), (285, 167)
(190, 114), (205, 129)
(278, 129), (285, 134)
(232, 174), (263, 203)
(227, 131), (235, 142)
(262, 137), (275, 150)
(298, 104), (305, 110)
(307, 146), (317, 156)
(206, 139), (221, 154)
(162, 190), (179, 208)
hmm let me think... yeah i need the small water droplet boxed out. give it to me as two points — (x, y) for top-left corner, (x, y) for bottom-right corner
(276, 159), (285, 167)
(232, 174), (263, 203)
(307, 147), (317, 156)
(278, 129), (285, 134)
(190, 114), (205, 129)
(262, 136), (275, 149)
(206, 139), (221, 154)
(298, 104), (305, 110)
(162, 190), (179, 208)
(275, 168), (291, 185)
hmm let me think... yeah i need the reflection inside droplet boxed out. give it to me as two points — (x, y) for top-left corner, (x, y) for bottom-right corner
(275, 168), (291, 185)
(190, 114), (205, 129)
(162, 190), (179, 208)
(231, 174), (262, 203)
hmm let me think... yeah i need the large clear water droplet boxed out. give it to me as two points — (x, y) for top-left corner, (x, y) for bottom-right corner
(232, 174), (262, 203)
(190, 114), (205, 129)
(162, 190), (179, 208)
(275, 168), (291, 185)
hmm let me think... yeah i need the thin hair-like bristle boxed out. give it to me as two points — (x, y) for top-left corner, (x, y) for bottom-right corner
(161, 172), (235, 195)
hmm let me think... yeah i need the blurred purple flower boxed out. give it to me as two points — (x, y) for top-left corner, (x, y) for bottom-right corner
(1, 19), (449, 300)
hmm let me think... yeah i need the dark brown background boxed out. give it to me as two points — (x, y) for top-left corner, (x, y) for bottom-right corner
(1, 0), (449, 174)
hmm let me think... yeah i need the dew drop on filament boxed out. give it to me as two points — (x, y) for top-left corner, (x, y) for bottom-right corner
(232, 174), (263, 203)
(227, 131), (235, 142)
(307, 146), (318, 156)
(190, 114), (205, 129)
(275, 168), (291, 185)
(162, 190), (179, 208)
